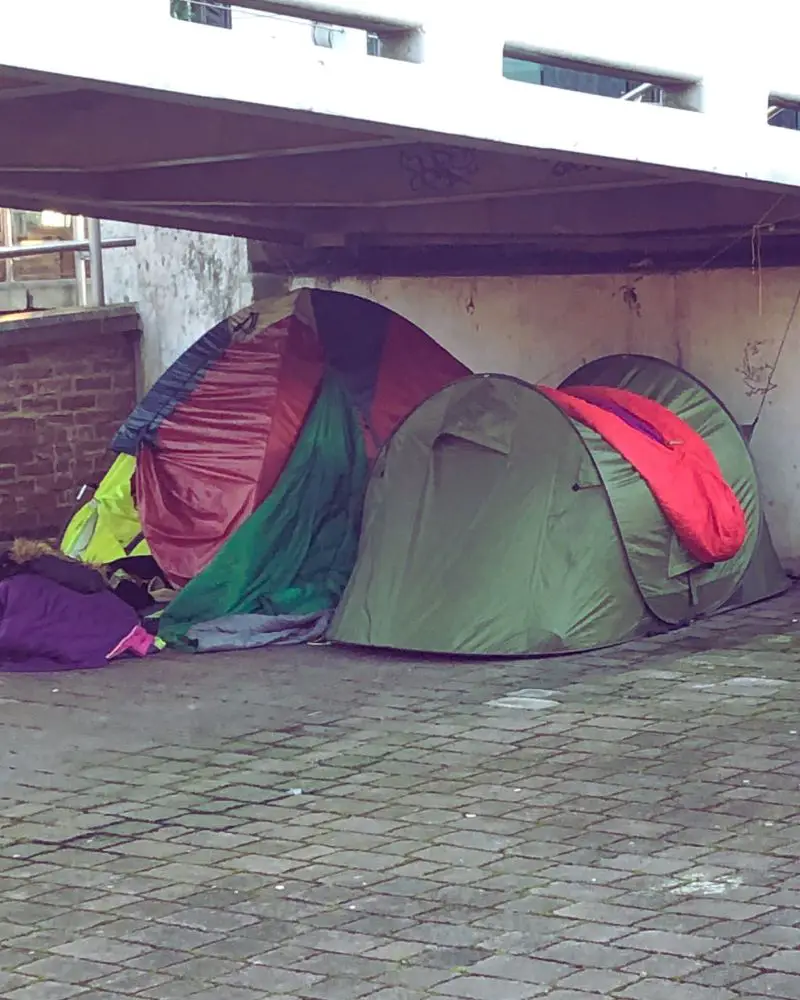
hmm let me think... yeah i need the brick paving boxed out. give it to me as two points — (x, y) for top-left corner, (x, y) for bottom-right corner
(0, 590), (799, 998)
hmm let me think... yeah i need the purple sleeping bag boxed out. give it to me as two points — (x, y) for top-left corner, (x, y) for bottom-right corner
(0, 573), (141, 672)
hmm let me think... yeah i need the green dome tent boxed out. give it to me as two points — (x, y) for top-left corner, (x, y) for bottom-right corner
(329, 355), (788, 656)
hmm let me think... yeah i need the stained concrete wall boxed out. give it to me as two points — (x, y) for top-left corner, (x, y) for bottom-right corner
(305, 270), (800, 573)
(102, 221), (253, 388)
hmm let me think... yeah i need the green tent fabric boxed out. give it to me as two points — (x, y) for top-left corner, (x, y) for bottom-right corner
(560, 354), (761, 623)
(159, 374), (368, 647)
(559, 354), (786, 618)
(330, 357), (788, 657)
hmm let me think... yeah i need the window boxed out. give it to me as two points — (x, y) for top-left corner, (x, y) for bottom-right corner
(770, 106), (800, 131)
(312, 23), (346, 48)
(312, 24), (380, 56)
(505, 57), (800, 128)
(0, 208), (77, 283)
(503, 56), (662, 103)
(170, 0), (232, 29)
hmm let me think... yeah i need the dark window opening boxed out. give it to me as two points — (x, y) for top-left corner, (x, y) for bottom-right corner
(770, 106), (800, 130)
(503, 56), (662, 103)
(504, 56), (800, 131)
(170, 0), (232, 29)
(312, 23), (342, 48)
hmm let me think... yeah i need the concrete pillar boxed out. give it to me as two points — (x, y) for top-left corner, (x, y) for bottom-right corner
(382, 15), (505, 78)
(671, 71), (770, 125)
(667, 18), (771, 125)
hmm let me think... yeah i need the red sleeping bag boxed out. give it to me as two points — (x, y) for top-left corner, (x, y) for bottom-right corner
(539, 384), (747, 564)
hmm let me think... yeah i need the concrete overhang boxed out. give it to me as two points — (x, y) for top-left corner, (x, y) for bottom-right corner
(3, 1), (800, 275)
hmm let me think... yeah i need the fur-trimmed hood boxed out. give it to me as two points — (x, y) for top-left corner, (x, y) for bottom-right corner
(1, 539), (106, 594)
(9, 538), (69, 565)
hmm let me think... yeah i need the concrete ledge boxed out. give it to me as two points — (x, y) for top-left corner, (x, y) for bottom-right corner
(0, 280), (80, 313)
(0, 304), (142, 348)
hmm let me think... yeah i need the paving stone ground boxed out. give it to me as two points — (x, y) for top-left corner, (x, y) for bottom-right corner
(1, 590), (800, 999)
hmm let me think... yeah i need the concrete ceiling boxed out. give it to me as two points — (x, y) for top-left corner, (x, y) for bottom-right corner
(2, 69), (800, 276)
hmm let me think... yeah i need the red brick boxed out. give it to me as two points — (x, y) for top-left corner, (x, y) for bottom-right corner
(13, 364), (54, 380)
(113, 370), (136, 388)
(59, 394), (96, 411)
(33, 474), (56, 493)
(0, 446), (38, 465)
(0, 347), (31, 365)
(70, 411), (100, 429)
(34, 425), (70, 446)
(94, 391), (125, 413)
(36, 376), (73, 395)
(19, 395), (61, 414)
(77, 452), (107, 468)
(1, 323), (138, 537)
(0, 416), (37, 436)
(70, 425), (99, 443)
(18, 460), (56, 478)
(10, 380), (35, 396)
(48, 345), (97, 365)
(75, 375), (113, 391)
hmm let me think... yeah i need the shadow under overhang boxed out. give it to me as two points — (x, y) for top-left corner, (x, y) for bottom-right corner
(1, 73), (799, 276)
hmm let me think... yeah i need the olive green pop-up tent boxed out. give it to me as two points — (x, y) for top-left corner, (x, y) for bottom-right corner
(329, 355), (788, 656)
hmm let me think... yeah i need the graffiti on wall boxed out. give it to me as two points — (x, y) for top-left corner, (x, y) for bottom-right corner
(400, 147), (479, 194)
(736, 340), (779, 398)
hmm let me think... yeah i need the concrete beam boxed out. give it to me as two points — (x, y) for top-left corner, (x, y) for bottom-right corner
(1, 0), (800, 191)
(233, 0), (422, 32)
(250, 235), (800, 277)
(87, 148), (665, 209)
(0, 186), (301, 245)
(0, 90), (391, 172)
(3, 172), (791, 246)
(239, 184), (800, 238)
(0, 82), (82, 103)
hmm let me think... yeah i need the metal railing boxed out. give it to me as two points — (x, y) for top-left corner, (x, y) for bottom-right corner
(0, 223), (136, 308)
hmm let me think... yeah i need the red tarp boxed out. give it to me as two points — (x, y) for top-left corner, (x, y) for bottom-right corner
(540, 384), (747, 563)
(369, 316), (468, 444)
(136, 316), (324, 588)
(135, 308), (468, 589)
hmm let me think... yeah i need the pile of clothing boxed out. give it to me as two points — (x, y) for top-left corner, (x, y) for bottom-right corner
(0, 540), (162, 673)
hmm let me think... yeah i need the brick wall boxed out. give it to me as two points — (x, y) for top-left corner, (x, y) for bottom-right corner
(0, 306), (141, 542)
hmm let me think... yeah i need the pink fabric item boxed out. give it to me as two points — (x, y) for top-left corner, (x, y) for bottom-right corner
(107, 625), (156, 661)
